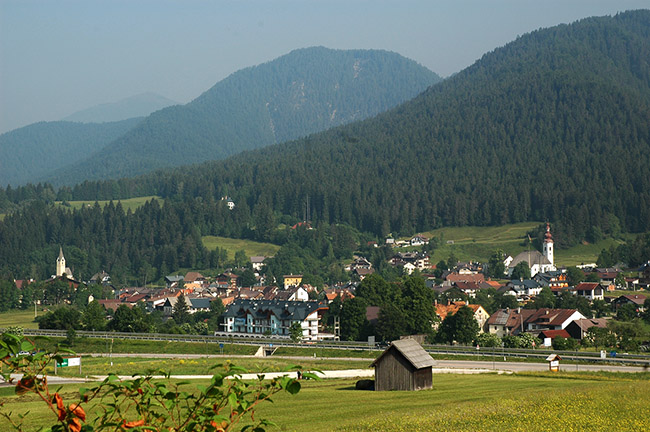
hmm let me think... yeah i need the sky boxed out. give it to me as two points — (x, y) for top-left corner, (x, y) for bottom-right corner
(1, 0), (648, 133)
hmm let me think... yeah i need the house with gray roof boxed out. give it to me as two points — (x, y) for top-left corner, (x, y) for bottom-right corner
(370, 339), (436, 391)
(221, 299), (327, 341)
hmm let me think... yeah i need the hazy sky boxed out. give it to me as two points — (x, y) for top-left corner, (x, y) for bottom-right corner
(1, 0), (648, 133)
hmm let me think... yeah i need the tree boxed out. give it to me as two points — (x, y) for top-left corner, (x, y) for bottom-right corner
(339, 297), (368, 341)
(107, 304), (153, 333)
(475, 332), (501, 348)
(240, 268), (257, 287)
(37, 305), (82, 330)
(552, 336), (578, 351)
(565, 266), (585, 286)
(530, 286), (555, 309)
(510, 261), (531, 280)
(585, 326), (617, 349)
(591, 299), (610, 318)
(616, 303), (637, 321)
(234, 249), (248, 268)
(376, 303), (407, 342)
(487, 249), (506, 279)
(173, 296), (191, 325)
(642, 299), (650, 324)
(82, 300), (107, 331)
(289, 322), (303, 342)
(437, 306), (479, 345)
(401, 276), (438, 337)
(452, 306), (480, 345)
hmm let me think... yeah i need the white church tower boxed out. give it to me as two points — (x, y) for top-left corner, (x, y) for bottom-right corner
(56, 247), (66, 277)
(542, 223), (554, 266)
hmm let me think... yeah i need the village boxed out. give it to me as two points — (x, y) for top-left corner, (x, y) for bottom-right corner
(10, 224), (649, 352)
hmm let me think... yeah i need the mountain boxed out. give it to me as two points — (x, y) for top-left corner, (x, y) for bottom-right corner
(0, 118), (142, 187)
(44, 47), (441, 185)
(76, 10), (650, 246)
(2, 11), (650, 280)
(62, 92), (178, 123)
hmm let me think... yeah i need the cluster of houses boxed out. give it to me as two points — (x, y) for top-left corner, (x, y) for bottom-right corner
(14, 233), (650, 345)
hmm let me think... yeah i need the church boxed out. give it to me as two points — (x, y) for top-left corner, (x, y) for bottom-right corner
(506, 224), (556, 277)
(55, 247), (74, 279)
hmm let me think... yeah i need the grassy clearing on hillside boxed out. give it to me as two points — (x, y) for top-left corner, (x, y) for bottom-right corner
(409, 222), (628, 266)
(2, 372), (647, 431)
(419, 222), (540, 263)
(202, 235), (281, 259)
(0, 309), (40, 329)
(54, 195), (161, 212)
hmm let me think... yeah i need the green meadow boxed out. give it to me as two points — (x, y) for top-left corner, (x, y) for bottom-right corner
(0, 309), (40, 329)
(1, 372), (647, 431)
(413, 222), (625, 267)
(202, 235), (281, 259)
(54, 195), (161, 212)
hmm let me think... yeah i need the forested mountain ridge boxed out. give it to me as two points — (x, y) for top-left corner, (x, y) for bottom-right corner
(43, 47), (441, 185)
(105, 10), (649, 246)
(0, 118), (143, 187)
(62, 92), (178, 124)
(2, 11), (650, 281)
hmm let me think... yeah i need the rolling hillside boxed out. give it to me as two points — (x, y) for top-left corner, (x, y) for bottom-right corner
(0, 118), (142, 187)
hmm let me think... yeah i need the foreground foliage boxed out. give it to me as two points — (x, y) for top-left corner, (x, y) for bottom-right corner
(0, 333), (307, 431)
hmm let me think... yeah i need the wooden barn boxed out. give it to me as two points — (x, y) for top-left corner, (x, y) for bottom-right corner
(370, 339), (436, 391)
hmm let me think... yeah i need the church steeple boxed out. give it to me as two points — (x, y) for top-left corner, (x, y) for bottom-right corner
(542, 223), (554, 266)
(56, 247), (66, 277)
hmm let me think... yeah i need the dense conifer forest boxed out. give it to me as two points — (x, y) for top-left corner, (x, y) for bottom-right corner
(1, 11), (650, 282)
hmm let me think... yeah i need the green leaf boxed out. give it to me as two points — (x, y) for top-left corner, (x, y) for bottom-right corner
(20, 341), (34, 352)
(285, 380), (301, 395)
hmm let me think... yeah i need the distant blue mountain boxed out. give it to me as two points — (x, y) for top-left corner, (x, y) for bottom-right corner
(62, 92), (178, 123)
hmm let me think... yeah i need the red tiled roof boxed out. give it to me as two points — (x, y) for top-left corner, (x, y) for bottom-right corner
(445, 273), (485, 283)
(574, 282), (601, 291)
(539, 329), (571, 339)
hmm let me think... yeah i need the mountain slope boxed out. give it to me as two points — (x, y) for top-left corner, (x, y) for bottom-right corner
(62, 92), (178, 123)
(46, 47), (440, 185)
(0, 118), (142, 187)
(101, 10), (650, 246)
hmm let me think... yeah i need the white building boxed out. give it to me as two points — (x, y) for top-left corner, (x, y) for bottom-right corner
(221, 299), (326, 341)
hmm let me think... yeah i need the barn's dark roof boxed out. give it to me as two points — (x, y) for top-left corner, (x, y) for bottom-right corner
(371, 339), (436, 369)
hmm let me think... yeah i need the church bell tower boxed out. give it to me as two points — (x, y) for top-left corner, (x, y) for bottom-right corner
(543, 223), (554, 266)
(56, 247), (66, 277)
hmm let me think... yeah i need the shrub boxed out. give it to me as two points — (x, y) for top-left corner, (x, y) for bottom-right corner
(0, 332), (310, 431)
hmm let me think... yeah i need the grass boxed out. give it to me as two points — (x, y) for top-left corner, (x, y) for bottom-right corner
(254, 373), (650, 431)
(604, 289), (648, 299)
(46, 356), (362, 378)
(405, 222), (630, 267)
(54, 195), (161, 212)
(0, 309), (40, 329)
(2, 371), (648, 431)
(202, 235), (281, 259)
(419, 222), (541, 263)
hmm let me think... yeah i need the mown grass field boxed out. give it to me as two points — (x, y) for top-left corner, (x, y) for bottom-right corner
(202, 235), (281, 259)
(44, 355), (362, 378)
(2, 372), (646, 431)
(411, 222), (625, 266)
(54, 195), (161, 212)
(0, 309), (40, 329)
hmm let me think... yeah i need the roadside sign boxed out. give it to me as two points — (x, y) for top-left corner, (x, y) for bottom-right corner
(55, 356), (82, 375)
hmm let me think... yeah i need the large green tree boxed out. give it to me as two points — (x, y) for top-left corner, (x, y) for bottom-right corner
(339, 297), (369, 341)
